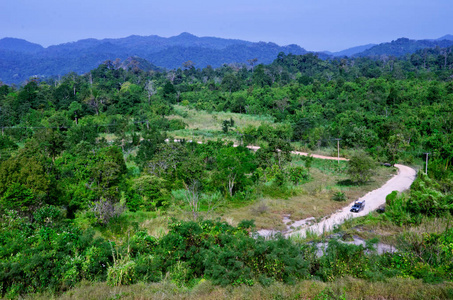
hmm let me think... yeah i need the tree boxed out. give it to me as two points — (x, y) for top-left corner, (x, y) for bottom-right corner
(67, 101), (83, 124)
(183, 180), (201, 220)
(162, 81), (176, 103)
(0, 155), (53, 210)
(347, 152), (376, 184)
(0, 135), (18, 161)
(221, 74), (241, 93)
(0, 183), (36, 213)
(17, 81), (44, 111)
(386, 133), (409, 165)
(247, 58), (258, 72)
(144, 80), (156, 105)
(215, 146), (256, 197)
(135, 127), (167, 168)
(89, 146), (127, 201)
(34, 129), (65, 162)
(131, 175), (169, 210)
(84, 88), (106, 115)
(256, 137), (293, 170)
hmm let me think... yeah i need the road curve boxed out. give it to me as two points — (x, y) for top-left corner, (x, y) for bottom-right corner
(167, 140), (417, 237)
(242, 144), (417, 238)
(286, 164), (416, 238)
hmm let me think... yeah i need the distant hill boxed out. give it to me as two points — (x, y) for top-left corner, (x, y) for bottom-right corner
(2, 33), (453, 84)
(0, 33), (307, 84)
(330, 44), (377, 57)
(354, 37), (453, 57)
(0, 38), (44, 53)
(437, 34), (453, 41)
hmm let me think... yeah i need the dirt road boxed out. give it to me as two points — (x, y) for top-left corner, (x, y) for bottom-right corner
(243, 143), (417, 238)
(286, 164), (416, 238)
(169, 140), (417, 237)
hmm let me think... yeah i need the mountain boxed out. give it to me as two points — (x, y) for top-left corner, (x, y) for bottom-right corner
(437, 34), (453, 41)
(0, 38), (44, 53)
(330, 44), (377, 57)
(354, 37), (453, 57)
(2, 33), (453, 84)
(0, 33), (307, 84)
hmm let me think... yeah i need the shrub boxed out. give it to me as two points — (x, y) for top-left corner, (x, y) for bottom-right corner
(150, 219), (310, 286)
(90, 198), (125, 225)
(0, 212), (111, 296)
(347, 152), (376, 184)
(332, 191), (347, 202)
(385, 190), (398, 206)
(288, 166), (310, 185)
(169, 119), (187, 131)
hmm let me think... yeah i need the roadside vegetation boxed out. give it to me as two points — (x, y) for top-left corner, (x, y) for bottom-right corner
(1, 48), (453, 298)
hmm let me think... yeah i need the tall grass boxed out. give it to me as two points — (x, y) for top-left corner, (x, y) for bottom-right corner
(167, 105), (275, 141)
(29, 277), (453, 300)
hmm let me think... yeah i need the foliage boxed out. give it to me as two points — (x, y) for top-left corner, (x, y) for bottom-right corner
(107, 245), (136, 286)
(2, 42), (453, 297)
(347, 152), (376, 184)
(0, 208), (111, 297)
(152, 219), (310, 286)
(385, 173), (453, 225)
(287, 165), (310, 185)
(332, 191), (347, 202)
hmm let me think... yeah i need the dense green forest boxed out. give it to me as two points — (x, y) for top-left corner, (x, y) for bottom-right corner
(1, 46), (453, 298)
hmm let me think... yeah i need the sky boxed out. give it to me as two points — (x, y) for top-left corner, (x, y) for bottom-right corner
(1, 0), (452, 52)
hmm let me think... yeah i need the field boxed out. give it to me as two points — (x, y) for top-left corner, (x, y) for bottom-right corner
(167, 105), (274, 142)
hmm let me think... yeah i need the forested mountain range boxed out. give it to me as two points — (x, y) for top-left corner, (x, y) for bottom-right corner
(0, 32), (452, 84)
(0, 33), (307, 84)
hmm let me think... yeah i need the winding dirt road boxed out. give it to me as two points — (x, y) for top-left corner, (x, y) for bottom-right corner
(170, 140), (417, 237)
(286, 163), (416, 238)
(243, 145), (417, 238)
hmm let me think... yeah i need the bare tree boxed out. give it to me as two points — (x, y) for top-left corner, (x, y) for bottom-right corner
(145, 80), (156, 105)
(247, 58), (258, 72)
(84, 88), (105, 115)
(182, 60), (195, 70)
(275, 97), (289, 113)
(183, 180), (201, 221)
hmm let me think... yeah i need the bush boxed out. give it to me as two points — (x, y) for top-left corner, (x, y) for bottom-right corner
(90, 199), (125, 225)
(315, 239), (380, 281)
(107, 250), (136, 286)
(347, 152), (376, 184)
(0, 211), (111, 296)
(169, 119), (187, 131)
(149, 220), (310, 286)
(288, 166), (310, 185)
(332, 191), (347, 202)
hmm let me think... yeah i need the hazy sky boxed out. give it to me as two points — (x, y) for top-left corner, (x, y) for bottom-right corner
(1, 0), (451, 51)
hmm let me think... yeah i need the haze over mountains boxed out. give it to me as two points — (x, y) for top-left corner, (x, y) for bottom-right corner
(0, 32), (452, 84)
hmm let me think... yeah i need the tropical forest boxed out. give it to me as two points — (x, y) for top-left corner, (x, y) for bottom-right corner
(1, 45), (453, 299)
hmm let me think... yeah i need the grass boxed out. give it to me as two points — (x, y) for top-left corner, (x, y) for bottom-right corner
(28, 277), (453, 300)
(335, 211), (453, 245)
(211, 157), (396, 231)
(167, 105), (274, 142)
